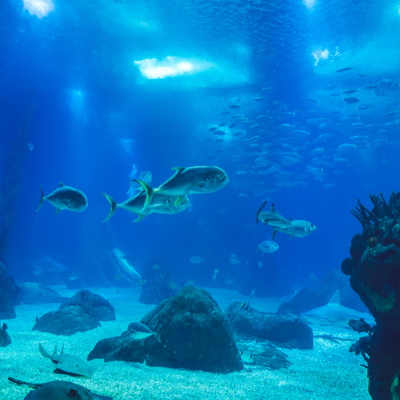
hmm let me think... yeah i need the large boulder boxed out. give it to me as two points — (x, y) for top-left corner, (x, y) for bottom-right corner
(60, 290), (115, 321)
(33, 305), (100, 336)
(32, 290), (114, 336)
(0, 322), (11, 347)
(89, 286), (243, 373)
(226, 302), (313, 349)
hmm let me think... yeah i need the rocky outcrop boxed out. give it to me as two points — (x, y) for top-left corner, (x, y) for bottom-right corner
(32, 290), (114, 336)
(60, 290), (115, 321)
(0, 259), (21, 319)
(226, 302), (313, 349)
(89, 286), (243, 373)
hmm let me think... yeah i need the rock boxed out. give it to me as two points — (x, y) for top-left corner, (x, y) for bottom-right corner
(350, 234), (367, 264)
(33, 305), (100, 336)
(59, 290), (115, 321)
(0, 288), (16, 319)
(0, 259), (21, 318)
(20, 282), (68, 304)
(0, 322), (11, 347)
(278, 270), (344, 315)
(87, 331), (147, 363)
(89, 286), (243, 373)
(226, 302), (313, 349)
(341, 258), (355, 276)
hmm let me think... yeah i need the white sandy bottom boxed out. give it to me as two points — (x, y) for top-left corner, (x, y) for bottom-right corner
(0, 287), (369, 400)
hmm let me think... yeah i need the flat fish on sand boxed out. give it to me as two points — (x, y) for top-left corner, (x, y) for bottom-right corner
(8, 377), (112, 400)
(39, 343), (95, 378)
(37, 183), (88, 213)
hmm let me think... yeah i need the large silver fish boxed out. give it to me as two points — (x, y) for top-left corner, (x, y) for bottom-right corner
(128, 322), (160, 342)
(37, 183), (88, 213)
(275, 219), (317, 238)
(31, 257), (69, 275)
(102, 181), (190, 222)
(151, 166), (229, 199)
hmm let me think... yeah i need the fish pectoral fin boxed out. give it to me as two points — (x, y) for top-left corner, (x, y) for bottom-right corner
(59, 182), (64, 187)
(37, 185), (45, 212)
(55, 208), (61, 214)
(174, 196), (183, 206)
(133, 214), (145, 223)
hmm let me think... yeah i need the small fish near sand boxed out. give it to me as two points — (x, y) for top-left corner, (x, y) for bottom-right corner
(37, 183), (88, 214)
(190, 256), (206, 264)
(38, 343), (95, 378)
(128, 322), (160, 342)
(8, 377), (112, 400)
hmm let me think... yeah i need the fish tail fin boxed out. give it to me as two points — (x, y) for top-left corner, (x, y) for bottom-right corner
(133, 179), (154, 212)
(101, 193), (118, 222)
(36, 185), (44, 212)
(133, 213), (145, 223)
(38, 343), (51, 359)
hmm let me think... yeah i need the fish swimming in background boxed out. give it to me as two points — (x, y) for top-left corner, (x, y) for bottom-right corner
(257, 240), (279, 254)
(31, 257), (68, 275)
(239, 350), (253, 363)
(256, 202), (292, 230)
(275, 220), (317, 238)
(128, 322), (160, 342)
(37, 183), (88, 213)
(136, 279), (147, 287)
(336, 67), (354, 73)
(190, 256), (206, 264)
(249, 289), (256, 299)
(212, 268), (219, 281)
(145, 166), (229, 204)
(229, 253), (241, 265)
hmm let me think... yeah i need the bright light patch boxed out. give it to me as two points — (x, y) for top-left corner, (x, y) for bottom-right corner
(312, 49), (329, 66)
(134, 56), (212, 79)
(23, 0), (55, 18)
(303, 0), (317, 9)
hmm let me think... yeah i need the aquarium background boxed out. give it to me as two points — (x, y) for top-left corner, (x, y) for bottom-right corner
(1, 0), (400, 294)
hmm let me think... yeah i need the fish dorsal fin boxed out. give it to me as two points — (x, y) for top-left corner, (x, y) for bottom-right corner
(59, 182), (64, 187)
(53, 345), (57, 355)
(328, 290), (341, 305)
(171, 166), (185, 174)
(270, 204), (276, 213)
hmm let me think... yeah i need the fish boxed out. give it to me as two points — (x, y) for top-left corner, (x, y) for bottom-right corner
(343, 97), (360, 104)
(128, 322), (160, 342)
(240, 301), (250, 311)
(239, 350), (253, 363)
(31, 257), (68, 275)
(8, 377), (112, 400)
(257, 240), (279, 254)
(335, 67), (354, 73)
(111, 248), (141, 283)
(135, 279), (147, 286)
(301, 290), (375, 328)
(38, 343), (95, 378)
(190, 256), (206, 264)
(256, 202), (292, 230)
(228, 104), (242, 109)
(150, 166), (229, 201)
(212, 268), (219, 281)
(37, 183), (88, 214)
(249, 289), (256, 299)
(102, 181), (190, 222)
(275, 220), (317, 238)
(229, 253), (241, 265)
(113, 274), (123, 280)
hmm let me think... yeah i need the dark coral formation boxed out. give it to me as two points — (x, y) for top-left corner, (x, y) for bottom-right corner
(89, 286), (243, 373)
(345, 192), (400, 400)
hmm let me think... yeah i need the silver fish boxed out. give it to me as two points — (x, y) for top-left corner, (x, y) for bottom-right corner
(276, 220), (317, 238)
(128, 322), (160, 342)
(31, 257), (68, 275)
(37, 183), (88, 213)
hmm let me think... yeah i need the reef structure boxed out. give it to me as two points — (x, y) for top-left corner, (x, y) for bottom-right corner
(345, 192), (400, 400)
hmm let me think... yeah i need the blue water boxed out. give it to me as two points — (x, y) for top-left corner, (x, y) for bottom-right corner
(1, 0), (399, 294)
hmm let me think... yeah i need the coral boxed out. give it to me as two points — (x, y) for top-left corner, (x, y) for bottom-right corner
(341, 258), (355, 276)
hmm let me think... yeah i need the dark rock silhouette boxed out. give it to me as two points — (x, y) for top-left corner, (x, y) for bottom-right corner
(89, 286), (243, 373)
(226, 302), (313, 349)
(32, 290), (114, 336)
(346, 192), (400, 400)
